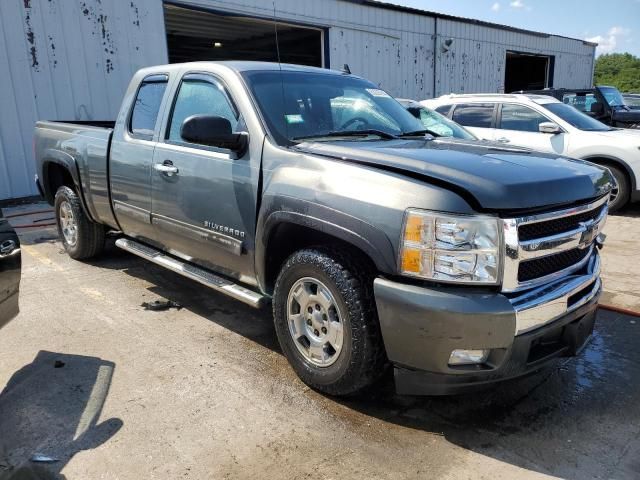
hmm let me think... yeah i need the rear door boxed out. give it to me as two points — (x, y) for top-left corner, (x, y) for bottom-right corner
(150, 72), (259, 281)
(110, 74), (170, 243)
(450, 103), (497, 140)
(494, 103), (568, 154)
(0, 210), (21, 329)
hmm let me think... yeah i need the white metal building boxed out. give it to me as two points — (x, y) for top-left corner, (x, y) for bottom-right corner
(0, 0), (597, 200)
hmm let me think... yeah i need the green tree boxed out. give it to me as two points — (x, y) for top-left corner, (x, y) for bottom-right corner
(594, 53), (640, 93)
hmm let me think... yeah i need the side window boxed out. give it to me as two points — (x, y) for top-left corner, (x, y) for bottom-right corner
(562, 93), (596, 113)
(499, 104), (550, 132)
(129, 77), (168, 137)
(168, 77), (239, 144)
(434, 105), (452, 116)
(451, 103), (494, 128)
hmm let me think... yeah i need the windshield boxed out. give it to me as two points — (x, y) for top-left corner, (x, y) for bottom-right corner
(412, 105), (476, 140)
(541, 103), (611, 131)
(242, 70), (423, 145)
(599, 86), (626, 107)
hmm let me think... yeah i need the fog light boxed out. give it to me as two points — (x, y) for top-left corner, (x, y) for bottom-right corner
(448, 349), (489, 366)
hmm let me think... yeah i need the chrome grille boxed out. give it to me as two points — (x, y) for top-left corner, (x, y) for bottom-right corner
(502, 195), (608, 292)
(518, 247), (591, 282)
(518, 204), (606, 241)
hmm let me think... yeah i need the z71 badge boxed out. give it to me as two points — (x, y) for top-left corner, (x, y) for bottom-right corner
(203, 220), (245, 238)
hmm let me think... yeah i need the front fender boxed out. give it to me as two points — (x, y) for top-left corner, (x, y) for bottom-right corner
(255, 195), (398, 291)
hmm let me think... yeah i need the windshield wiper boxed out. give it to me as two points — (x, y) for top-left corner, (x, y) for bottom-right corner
(293, 129), (398, 141)
(398, 129), (441, 138)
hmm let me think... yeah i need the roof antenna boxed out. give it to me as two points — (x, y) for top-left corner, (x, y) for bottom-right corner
(342, 64), (351, 75)
(272, 1), (282, 66)
(272, 1), (289, 142)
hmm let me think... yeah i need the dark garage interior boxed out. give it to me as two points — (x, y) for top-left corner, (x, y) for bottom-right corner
(505, 51), (554, 92)
(163, 4), (324, 67)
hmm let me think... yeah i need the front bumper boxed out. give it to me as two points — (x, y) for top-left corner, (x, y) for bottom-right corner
(374, 253), (601, 395)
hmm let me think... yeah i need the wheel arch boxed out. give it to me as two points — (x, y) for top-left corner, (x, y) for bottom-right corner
(581, 154), (637, 194)
(257, 209), (397, 295)
(41, 152), (95, 221)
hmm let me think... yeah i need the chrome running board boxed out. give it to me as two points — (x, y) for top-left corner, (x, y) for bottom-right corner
(115, 238), (266, 308)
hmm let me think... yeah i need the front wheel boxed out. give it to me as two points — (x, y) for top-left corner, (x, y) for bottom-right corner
(55, 186), (105, 259)
(606, 164), (630, 213)
(273, 248), (387, 396)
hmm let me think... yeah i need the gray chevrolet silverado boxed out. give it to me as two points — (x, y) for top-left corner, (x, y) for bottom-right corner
(34, 62), (613, 396)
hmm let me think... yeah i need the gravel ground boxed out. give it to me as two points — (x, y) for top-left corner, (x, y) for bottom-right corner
(0, 202), (638, 480)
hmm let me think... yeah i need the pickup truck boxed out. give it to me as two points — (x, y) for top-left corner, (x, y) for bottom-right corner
(0, 209), (21, 329)
(519, 86), (640, 130)
(34, 62), (613, 396)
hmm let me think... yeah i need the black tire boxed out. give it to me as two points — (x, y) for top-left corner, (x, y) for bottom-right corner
(54, 186), (105, 259)
(273, 247), (387, 396)
(606, 164), (630, 213)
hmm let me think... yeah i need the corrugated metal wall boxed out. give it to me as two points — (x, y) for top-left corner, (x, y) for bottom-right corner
(0, 0), (167, 200)
(0, 0), (595, 200)
(435, 18), (595, 95)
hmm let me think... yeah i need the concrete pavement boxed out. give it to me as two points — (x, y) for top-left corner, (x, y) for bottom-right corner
(0, 202), (638, 479)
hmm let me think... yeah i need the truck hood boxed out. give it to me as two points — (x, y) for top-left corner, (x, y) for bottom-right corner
(296, 137), (613, 211)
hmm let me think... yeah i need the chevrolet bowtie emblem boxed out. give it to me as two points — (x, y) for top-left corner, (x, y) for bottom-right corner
(578, 220), (597, 249)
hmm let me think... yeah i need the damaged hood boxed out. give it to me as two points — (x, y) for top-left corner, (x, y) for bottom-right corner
(296, 137), (614, 211)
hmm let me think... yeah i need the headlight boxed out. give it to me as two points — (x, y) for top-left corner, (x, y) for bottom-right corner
(399, 209), (501, 284)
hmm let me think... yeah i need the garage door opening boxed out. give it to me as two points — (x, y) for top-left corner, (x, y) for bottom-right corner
(505, 51), (554, 92)
(163, 4), (325, 67)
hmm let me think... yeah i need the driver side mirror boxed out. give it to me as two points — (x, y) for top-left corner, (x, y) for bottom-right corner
(538, 122), (562, 134)
(181, 115), (248, 156)
(590, 101), (605, 116)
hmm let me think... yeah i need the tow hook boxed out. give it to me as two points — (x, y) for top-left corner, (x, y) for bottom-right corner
(596, 233), (606, 250)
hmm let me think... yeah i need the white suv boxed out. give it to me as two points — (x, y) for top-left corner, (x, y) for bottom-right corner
(422, 93), (640, 212)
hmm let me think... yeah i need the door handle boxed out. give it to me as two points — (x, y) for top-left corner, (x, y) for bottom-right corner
(0, 240), (17, 256)
(154, 161), (179, 176)
(496, 137), (510, 143)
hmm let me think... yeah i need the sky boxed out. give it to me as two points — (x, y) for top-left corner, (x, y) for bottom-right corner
(387, 0), (640, 56)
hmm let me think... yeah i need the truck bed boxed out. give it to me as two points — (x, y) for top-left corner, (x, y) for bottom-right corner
(34, 120), (117, 228)
(47, 120), (116, 129)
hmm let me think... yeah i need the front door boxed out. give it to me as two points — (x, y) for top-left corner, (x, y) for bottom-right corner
(151, 73), (259, 282)
(494, 103), (568, 155)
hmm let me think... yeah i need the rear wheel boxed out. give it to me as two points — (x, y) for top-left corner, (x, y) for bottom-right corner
(54, 186), (105, 259)
(606, 164), (630, 213)
(273, 247), (387, 396)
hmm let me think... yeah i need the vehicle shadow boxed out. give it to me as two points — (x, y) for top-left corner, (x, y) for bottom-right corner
(612, 201), (640, 218)
(336, 308), (639, 479)
(89, 242), (638, 479)
(0, 351), (122, 480)
(86, 240), (280, 354)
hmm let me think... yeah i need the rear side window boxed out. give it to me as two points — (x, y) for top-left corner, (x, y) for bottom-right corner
(167, 76), (238, 143)
(129, 76), (168, 137)
(434, 105), (452, 116)
(499, 104), (549, 132)
(452, 103), (494, 128)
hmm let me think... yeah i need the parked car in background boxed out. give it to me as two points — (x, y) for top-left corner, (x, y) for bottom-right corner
(623, 93), (640, 109)
(517, 86), (640, 130)
(423, 93), (640, 212)
(396, 98), (477, 139)
(34, 62), (613, 396)
(0, 208), (21, 328)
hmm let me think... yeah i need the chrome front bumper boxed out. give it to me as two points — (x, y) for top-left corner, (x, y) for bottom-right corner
(509, 252), (601, 335)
